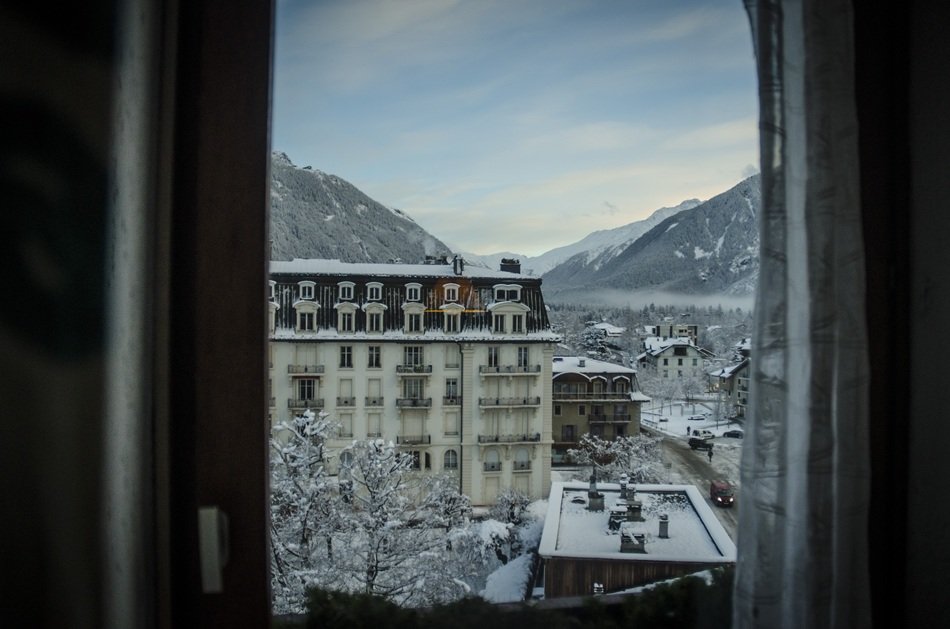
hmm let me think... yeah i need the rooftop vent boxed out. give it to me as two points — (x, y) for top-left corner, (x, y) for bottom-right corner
(499, 258), (521, 273)
(578, 358), (586, 367)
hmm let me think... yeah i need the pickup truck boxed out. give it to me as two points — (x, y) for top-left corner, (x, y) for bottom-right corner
(688, 437), (714, 451)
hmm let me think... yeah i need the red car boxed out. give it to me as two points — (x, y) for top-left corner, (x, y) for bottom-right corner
(710, 480), (735, 507)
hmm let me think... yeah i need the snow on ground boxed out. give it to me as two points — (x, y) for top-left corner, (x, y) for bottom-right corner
(480, 553), (533, 603)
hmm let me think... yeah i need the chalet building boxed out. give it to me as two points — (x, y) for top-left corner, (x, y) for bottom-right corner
(644, 323), (700, 345)
(708, 357), (750, 417)
(267, 257), (559, 505)
(551, 356), (650, 463)
(636, 338), (715, 380)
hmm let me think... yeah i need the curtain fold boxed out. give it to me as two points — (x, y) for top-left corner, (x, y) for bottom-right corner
(734, 1), (871, 627)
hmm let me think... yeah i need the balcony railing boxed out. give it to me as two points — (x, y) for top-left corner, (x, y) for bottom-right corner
(396, 435), (431, 445)
(366, 431), (382, 438)
(479, 364), (541, 375)
(553, 391), (630, 400)
(589, 414), (631, 423)
(336, 396), (356, 407)
(396, 364), (432, 374)
(483, 461), (502, 472)
(443, 396), (461, 406)
(288, 398), (325, 409)
(268, 397), (276, 408)
(513, 460), (532, 471)
(365, 396), (385, 407)
(477, 433), (541, 444)
(396, 398), (432, 408)
(478, 396), (541, 407)
(337, 430), (353, 438)
(287, 364), (325, 375)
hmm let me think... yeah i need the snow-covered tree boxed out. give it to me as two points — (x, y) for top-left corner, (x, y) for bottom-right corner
(269, 409), (339, 613)
(679, 372), (708, 402)
(567, 433), (665, 484)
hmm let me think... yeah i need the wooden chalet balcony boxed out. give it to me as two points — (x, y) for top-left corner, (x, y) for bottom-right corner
(478, 396), (541, 408)
(513, 460), (532, 471)
(336, 396), (356, 407)
(396, 398), (432, 408)
(287, 398), (324, 409)
(589, 414), (632, 423)
(287, 364), (324, 375)
(479, 364), (541, 375)
(477, 433), (541, 444)
(396, 434), (431, 445)
(396, 364), (432, 374)
(365, 396), (385, 407)
(483, 461), (502, 472)
(553, 391), (630, 401)
(443, 396), (461, 406)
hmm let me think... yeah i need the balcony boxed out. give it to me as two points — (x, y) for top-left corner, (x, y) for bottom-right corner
(337, 430), (354, 438)
(553, 391), (630, 401)
(478, 396), (541, 408)
(396, 398), (432, 408)
(366, 431), (382, 438)
(477, 433), (541, 444)
(513, 460), (532, 471)
(443, 396), (461, 406)
(396, 364), (432, 374)
(479, 364), (541, 376)
(336, 396), (356, 407)
(365, 396), (385, 407)
(287, 398), (325, 409)
(483, 461), (502, 472)
(589, 414), (631, 424)
(287, 364), (324, 375)
(396, 434), (431, 445)
(268, 397), (276, 408)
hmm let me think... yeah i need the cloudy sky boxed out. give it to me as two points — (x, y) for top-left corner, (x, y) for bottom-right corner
(273, 0), (758, 257)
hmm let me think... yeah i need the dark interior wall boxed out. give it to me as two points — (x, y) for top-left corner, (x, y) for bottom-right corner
(0, 5), (116, 628)
(907, 1), (950, 626)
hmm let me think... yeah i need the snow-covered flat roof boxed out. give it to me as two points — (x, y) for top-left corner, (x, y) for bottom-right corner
(270, 259), (536, 280)
(552, 356), (636, 375)
(538, 482), (735, 563)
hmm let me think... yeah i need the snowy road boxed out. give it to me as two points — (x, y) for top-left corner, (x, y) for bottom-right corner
(650, 428), (741, 541)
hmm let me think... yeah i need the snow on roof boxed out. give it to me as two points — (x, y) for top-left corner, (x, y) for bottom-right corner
(642, 336), (715, 358)
(708, 359), (749, 379)
(270, 258), (535, 280)
(592, 322), (626, 336)
(272, 327), (561, 343)
(538, 482), (735, 563)
(552, 356), (635, 375)
(629, 390), (652, 402)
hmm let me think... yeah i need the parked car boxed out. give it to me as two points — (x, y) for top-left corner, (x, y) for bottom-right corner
(723, 429), (744, 439)
(710, 480), (735, 507)
(688, 437), (714, 451)
(693, 429), (715, 439)
(687, 414), (707, 421)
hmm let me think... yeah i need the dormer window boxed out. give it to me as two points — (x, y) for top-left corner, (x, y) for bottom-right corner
(512, 314), (524, 333)
(493, 284), (521, 302)
(406, 283), (422, 301)
(336, 302), (358, 333)
(402, 302), (425, 334)
(366, 282), (382, 301)
(298, 281), (315, 300)
(444, 283), (459, 302)
(294, 300), (319, 332)
(493, 314), (506, 333)
(338, 281), (354, 301)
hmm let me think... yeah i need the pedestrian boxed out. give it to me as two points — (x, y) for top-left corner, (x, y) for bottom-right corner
(707, 447), (713, 462)
(687, 426), (691, 436)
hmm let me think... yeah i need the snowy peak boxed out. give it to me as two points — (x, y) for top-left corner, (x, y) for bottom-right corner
(269, 152), (452, 263)
(543, 175), (760, 296)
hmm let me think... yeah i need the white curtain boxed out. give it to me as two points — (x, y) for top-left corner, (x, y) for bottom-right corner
(734, 1), (871, 627)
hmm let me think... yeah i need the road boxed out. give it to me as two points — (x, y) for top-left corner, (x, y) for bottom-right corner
(650, 427), (741, 541)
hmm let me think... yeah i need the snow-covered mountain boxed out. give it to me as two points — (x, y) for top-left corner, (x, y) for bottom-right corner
(542, 175), (760, 297)
(270, 152), (453, 263)
(458, 199), (700, 276)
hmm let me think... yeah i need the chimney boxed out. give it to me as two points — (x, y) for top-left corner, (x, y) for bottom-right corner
(578, 358), (586, 367)
(452, 255), (464, 276)
(499, 258), (521, 273)
(658, 513), (670, 539)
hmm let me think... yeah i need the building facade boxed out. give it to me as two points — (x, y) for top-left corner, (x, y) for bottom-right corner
(268, 257), (559, 505)
(551, 356), (649, 463)
(636, 338), (714, 380)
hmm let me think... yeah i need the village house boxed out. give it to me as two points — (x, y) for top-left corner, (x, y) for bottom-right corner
(636, 337), (715, 380)
(551, 356), (650, 463)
